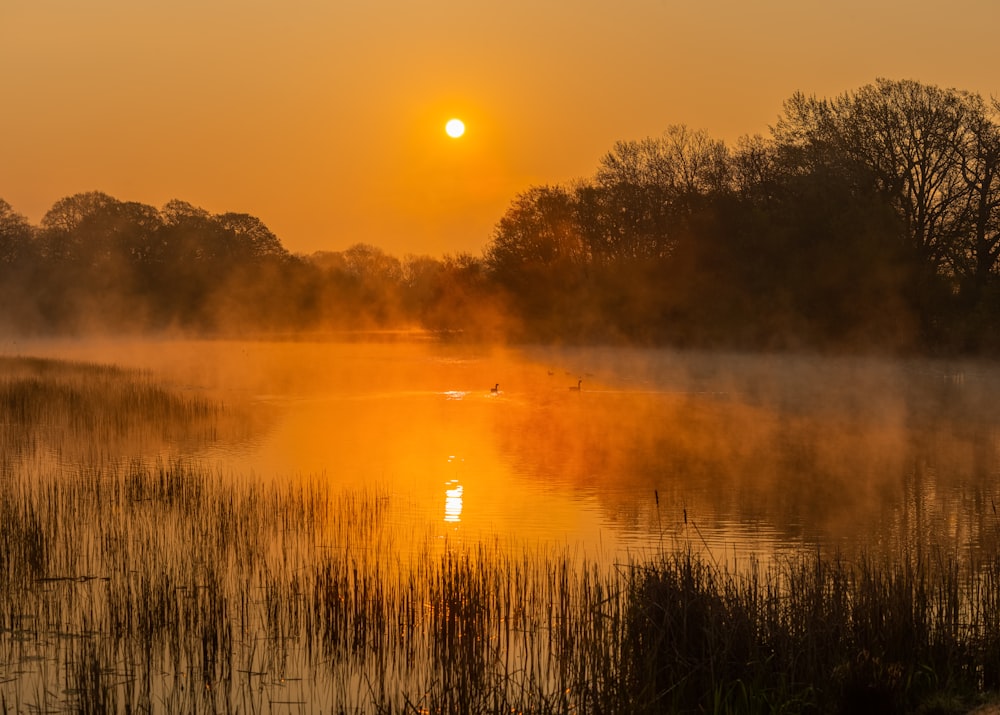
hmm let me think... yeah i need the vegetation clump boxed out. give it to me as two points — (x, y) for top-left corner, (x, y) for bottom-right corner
(624, 550), (1000, 714)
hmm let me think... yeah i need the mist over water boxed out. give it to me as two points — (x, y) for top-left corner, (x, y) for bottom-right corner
(7, 336), (998, 565)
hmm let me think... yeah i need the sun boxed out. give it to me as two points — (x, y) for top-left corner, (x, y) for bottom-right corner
(445, 118), (465, 138)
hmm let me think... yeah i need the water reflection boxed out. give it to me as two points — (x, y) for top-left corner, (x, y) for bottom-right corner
(444, 479), (464, 523)
(6, 337), (1000, 562)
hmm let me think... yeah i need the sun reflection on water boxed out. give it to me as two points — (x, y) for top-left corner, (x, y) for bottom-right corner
(444, 479), (463, 523)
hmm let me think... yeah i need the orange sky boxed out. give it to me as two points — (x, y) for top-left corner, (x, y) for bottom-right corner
(2, 0), (998, 258)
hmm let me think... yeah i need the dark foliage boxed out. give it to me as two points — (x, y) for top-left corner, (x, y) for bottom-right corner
(2, 79), (999, 352)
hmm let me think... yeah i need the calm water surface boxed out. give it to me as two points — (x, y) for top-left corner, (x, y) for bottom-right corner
(10, 336), (1000, 563)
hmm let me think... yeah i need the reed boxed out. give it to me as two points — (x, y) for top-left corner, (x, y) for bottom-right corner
(0, 355), (219, 470)
(622, 545), (1000, 714)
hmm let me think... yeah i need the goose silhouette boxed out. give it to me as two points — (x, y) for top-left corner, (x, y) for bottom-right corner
(569, 379), (582, 391)
(491, 383), (499, 393)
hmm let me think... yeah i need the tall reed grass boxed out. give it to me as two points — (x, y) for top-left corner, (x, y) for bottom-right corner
(0, 355), (219, 470)
(1, 356), (999, 713)
(623, 546), (1000, 714)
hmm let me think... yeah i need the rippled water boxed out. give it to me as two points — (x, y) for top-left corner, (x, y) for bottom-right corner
(8, 336), (1000, 562)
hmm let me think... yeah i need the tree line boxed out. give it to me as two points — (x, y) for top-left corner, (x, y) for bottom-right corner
(0, 191), (505, 337)
(2, 78), (999, 353)
(487, 78), (1000, 352)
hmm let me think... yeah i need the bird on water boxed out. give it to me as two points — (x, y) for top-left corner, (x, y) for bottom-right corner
(491, 383), (499, 393)
(569, 379), (582, 391)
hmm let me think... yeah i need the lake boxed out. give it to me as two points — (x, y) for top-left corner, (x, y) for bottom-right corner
(8, 335), (998, 565)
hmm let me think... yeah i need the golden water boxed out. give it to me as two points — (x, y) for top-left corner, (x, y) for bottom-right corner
(7, 336), (999, 563)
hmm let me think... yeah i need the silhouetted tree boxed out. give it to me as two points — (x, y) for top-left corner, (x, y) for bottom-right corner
(300, 244), (407, 328)
(768, 80), (1000, 348)
(37, 192), (165, 275)
(485, 185), (598, 339)
(774, 80), (977, 276)
(0, 193), (306, 334)
(215, 212), (290, 262)
(486, 186), (587, 272)
(32, 192), (160, 330)
(0, 199), (34, 267)
(147, 200), (293, 329)
(730, 134), (781, 202)
(401, 254), (445, 320)
(38, 191), (120, 265)
(0, 199), (39, 332)
(952, 97), (1000, 293)
(942, 97), (1000, 349)
(400, 253), (511, 337)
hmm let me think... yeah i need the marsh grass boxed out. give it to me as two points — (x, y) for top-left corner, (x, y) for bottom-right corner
(0, 355), (219, 469)
(3, 356), (1000, 713)
(623, 547), (1000, 714)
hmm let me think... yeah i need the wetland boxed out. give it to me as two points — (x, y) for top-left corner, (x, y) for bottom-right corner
(2, 337), (1000, 713)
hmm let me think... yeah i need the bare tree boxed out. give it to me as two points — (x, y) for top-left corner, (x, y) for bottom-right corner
(597, 125), (730, 196)
(591, 125), (730, 261)
(951, 96), (1000, 292)
(730, 134), (779, 200)
(776, 79), (978, 275)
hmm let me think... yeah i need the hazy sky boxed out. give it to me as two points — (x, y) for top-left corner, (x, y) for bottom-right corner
(2, 0), (998, 257)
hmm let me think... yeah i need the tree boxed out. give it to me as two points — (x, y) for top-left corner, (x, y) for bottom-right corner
(159, 200), (236, 264)
(485, 185), (593, 339)
(0, 199), (35, 267)
(952, 96), (1000, 294)
(313, 244), (405, 327)
(591, 125), (730, 262)
(400, 253), (508, 335)
(575, 179), (672, 262)
(0, 199), (40, 332)
(32, 192), (165, 330)
(730, 134), (780, 201)
(216, 212), (289, 261)
(486, 185), (586, 278)
(37, 192), (164, 271)
(38, 191), (120, 264)
(161, 199), (211, 226)
(775, 79), (977, 276)
(596, 125), (730, 197)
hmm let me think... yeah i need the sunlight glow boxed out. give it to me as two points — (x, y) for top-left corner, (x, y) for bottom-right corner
(444, 480), (464, 522)
(445, 118), (465, 138)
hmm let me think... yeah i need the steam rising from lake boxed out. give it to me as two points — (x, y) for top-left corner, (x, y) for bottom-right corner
(5, 336), (998, 561)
